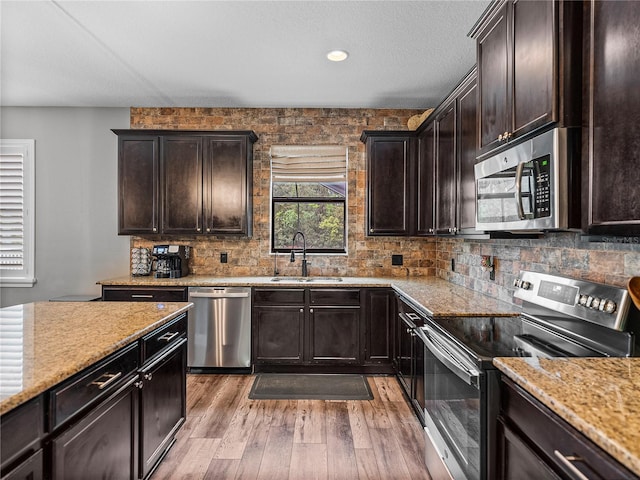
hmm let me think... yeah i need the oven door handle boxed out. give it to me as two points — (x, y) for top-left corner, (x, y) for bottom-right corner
(422, 328), (481, 387)
(515, 161), (526, 220)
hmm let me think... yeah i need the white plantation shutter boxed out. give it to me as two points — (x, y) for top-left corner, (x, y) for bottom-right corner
(0, 305), (24, 396)
(0, 140), (35, 287)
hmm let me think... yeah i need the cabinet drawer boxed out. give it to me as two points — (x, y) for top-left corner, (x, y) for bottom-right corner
(142, 313), (187, 362)
(49, 343), (139, 430)
(1, 397), (43, 473)
(501, 377), (634, 479)
(253, 288), (305, 305)
(102, 286), (188, 302)
(310, 288), (360, 306)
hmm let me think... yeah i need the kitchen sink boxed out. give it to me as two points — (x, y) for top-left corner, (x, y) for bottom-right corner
(269, 276), (343, 283)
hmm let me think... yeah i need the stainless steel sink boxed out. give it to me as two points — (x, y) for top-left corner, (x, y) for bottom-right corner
(269, 276), (343, 283)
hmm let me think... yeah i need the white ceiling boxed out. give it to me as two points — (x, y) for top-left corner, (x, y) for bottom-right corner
(0, 0), (490, 109)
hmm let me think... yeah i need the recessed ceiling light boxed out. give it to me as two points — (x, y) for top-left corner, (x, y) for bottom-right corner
(327, 50), (349, 62)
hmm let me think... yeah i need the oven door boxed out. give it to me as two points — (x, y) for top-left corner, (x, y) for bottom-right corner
(420, 325), (484, 480)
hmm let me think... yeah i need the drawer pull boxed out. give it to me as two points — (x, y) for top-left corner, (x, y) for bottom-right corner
(131, 294), (154, 299)
(90, 372), (122, 390)
(158, 331), (179, 342)
(553, 450), (589, 480)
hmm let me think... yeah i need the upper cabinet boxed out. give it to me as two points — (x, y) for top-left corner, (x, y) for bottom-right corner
(361, 131), (419, 236)
(470, 0), (582, 158)
(114, 130), (257, 236)
(425, 68), (483, 237)
(582, 0), (640, 235)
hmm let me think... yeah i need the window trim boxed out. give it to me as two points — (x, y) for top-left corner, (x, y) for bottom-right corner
(0, 139), (36, 287)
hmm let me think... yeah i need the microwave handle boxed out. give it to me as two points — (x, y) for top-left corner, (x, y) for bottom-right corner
(515, 161), (526, 220)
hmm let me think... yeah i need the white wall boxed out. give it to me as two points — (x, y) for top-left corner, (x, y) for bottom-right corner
(0, 107), (131, 306)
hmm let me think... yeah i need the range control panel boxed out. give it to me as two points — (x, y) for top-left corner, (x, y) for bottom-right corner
(513, 271), (631, 331)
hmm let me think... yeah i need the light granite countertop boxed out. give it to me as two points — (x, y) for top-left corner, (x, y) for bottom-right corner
(98, 275), (521, 318)
(494, 357), (640, 477)
(0, 301), (192, 416)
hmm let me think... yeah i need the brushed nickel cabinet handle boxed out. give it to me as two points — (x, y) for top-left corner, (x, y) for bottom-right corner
(553, 450), (589, 480)
(90, 372), (122, 390)
(132, 294), (154, 299)
(158, 331), (179, 342)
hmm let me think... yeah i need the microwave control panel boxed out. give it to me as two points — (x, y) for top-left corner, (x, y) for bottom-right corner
(533, 155), (551, 218)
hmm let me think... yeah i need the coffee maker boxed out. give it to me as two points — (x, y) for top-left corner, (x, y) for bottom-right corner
(152, 245), (190, 278)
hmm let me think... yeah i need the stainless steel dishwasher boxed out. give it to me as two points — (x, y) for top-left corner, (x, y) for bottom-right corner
(187, 287), (251, 370)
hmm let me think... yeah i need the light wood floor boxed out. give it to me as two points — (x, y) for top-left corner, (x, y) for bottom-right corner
(151, 374), (433, 480)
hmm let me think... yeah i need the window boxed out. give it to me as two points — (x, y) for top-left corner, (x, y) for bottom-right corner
(0, 140), (35, 287)
(270, 145), (347, 254)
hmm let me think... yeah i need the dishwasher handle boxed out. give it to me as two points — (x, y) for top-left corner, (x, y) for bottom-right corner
(189, 291), (250, 298)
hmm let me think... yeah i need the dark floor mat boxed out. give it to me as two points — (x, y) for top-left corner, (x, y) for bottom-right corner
(248, 373), (374, 400)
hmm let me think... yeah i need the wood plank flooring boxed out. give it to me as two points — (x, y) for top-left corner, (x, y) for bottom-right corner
(151, 374), (433, 480)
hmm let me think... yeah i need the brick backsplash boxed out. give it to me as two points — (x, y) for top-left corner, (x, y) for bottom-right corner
(129, 107), (437, 278)
(437, 233), (640, 304)
(128, 107), (640, 298)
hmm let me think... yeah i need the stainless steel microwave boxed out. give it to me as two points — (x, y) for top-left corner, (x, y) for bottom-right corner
(474, 127), (580, 232)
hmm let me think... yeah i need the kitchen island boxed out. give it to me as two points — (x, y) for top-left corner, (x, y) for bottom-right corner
(494, 356), (640, 478)
(0, 300), (193, 479)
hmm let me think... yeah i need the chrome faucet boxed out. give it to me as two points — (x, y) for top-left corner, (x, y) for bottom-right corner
(290, 231), (308, 277)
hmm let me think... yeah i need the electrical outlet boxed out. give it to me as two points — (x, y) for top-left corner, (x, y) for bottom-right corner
(392, 254), (403, 266)
(220, 252), (228, 263)
(451, 258), (455, 271)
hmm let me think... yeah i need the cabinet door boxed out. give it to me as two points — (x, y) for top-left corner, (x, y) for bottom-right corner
(118, 135), (159, 235)
(204, 136), (250, 235)
(497, 418), (561, 480)
(457, 76), (479, 233)
(2, 450), (43, 480)
(161, 136), (203, 234)
(477, 1), (510, 154)
(366, 137), (413, 236)
(139, 338), (186, 479)
(416, 123), (435, 236)
(364, 289), (395, 365)
(584, 0), (640, 234)
(51, 378), (139, 480)
(512, 0), (555, 136)
(435, 103), (457, 235)
(252, 306), (304, 364)
(308, 307), (360, 364)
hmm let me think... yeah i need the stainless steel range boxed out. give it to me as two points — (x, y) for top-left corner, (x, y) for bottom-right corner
(417, 271), (639, 480)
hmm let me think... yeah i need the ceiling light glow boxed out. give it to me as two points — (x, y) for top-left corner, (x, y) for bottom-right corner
(327, 50), (349, 62)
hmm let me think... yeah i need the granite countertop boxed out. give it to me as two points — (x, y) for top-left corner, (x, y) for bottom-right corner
(98, 275), (521, 318)
(0, 301), (193, 416)
(494, 357), (640, 477)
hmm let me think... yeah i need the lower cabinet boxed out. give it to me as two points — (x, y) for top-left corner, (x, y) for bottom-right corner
(139, 337), (187, 479)
(1, 449), (43, 480)
(252, 287), (393, 372)
(498, 376), (634, 479)
(51, 377), (139, 480)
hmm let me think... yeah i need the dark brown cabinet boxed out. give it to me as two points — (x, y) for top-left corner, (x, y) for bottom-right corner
(139, 336), (187, 479)
(435, 102), (457, 235)
(416, 123), (436, 235)
(253, 287), (378, 371)
(1, 396), (44, 480)
(113, 130), (257, 236)
(51, 378), (139, 480)
(363, 289), (395, 367)
(498, 376), (634, 480)
(582, 0), (640, 235)
(420, 68), (482, 237)
(117, 135), (160, 235)
(361, 131), (419, 236)
(471, 0), (581, 158)
(102, 285), (188, 302)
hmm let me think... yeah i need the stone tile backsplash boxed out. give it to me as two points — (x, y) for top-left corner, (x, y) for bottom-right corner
(129, 107), (640, 300)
